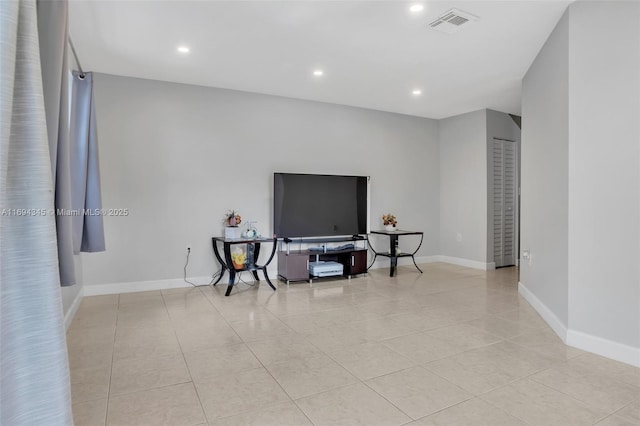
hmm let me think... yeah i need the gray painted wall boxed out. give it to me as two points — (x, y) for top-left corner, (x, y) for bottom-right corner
(567, 0), (640, 348)
(522, 0), (640, 353)
(83, 73), (440, 286)
(521, 9), (570, 327)
(438, 110), (488, 264)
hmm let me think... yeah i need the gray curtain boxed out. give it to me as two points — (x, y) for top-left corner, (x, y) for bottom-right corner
(37, 0), (75, 286)
(70, 71), (105, 253)
(0, 0), (73, 424)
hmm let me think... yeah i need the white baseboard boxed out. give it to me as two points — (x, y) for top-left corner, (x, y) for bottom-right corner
(84, 255), (478, 297)
(367, 255), (439, 271)
(519, 281), (640, 368)
(64, 286), (84, 331)
(83, 256), (441, 296)
(436, 255), (495, 271)
(567, 329), (640, 368)
(518, 281), (568, 340)
(83, 276), (213, 296)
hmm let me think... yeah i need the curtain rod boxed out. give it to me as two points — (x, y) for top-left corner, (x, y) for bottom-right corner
(68, 37), (85, 78)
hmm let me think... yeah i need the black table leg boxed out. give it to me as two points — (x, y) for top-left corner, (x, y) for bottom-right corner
(389, 234), (398, 277)
(212, 265), (226, 286)
(411, 256), (423, 273)
(225, 270), (236, 296)
(263, 269), (276, 291)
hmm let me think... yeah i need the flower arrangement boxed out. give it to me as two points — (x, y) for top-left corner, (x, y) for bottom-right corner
(224, 210), (242, 227)
(382, 214), (397, 226)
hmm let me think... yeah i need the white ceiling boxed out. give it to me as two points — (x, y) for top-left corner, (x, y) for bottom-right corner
(69, 0), (572, 119)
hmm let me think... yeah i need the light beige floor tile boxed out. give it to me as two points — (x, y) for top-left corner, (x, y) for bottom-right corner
(425, 323), (502, 351)
(79, 294), (120, 307)
(266, 354), (358, 399)
(117, 290), (163, 305)
(560, 353), (640, 388)
(165, 305), (224, 324)
(113, 327), (182, 361)
(480, 378), (607, 426)
(381, 332), (466, 364)
(229, 316), (296, 342)
(71, 379), (111, 405)
(67, 325), (116, 350)
(245, 334), (324, 366)
(208, 401), (312, 426)
(110, 354), (191, 396)
(174, 323), (242, 352)
(595, 414), (639, 426)
(210, 303), (275, 323)
(530, 366), (640, 413)
(70, 364), (111, 403)
(183, 343), (262, 382)
(423, 341), (555, 395)
(348, 317), (416, 341)
(465, 315), (539, 339)
(106, 382), (205, 426)
(366, 366), (472, 419)
(304, 323), (370, 352)
(68, 345), (113, 372)
(195, 367), (290, 421)
(415, 398), (527, 426)
(616, 400), (640, 423)
(328, 341), (415, 380)
(509, 328), (585, 361)
(73, 398), (107, 426)
(67, 267), (640, 426)
(296, 382), (412, 426)
(116, 306), (171, 329)
(496, 306), (549, 329)
(69, 309), (118, 330)
(354, 298), (420, 316)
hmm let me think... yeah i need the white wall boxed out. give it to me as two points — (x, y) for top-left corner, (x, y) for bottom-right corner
(567, 0), (640, 350)
(486, 109), (521, 266)
(522, 0), (640, 364)
(521, 9), (570, 328)
(439, 110), (488, 267)
(84, 74), (440, 287)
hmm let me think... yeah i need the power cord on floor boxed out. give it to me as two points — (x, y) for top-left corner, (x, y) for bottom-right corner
(183, 248), (221, 287)
(236, 271), (257, 287)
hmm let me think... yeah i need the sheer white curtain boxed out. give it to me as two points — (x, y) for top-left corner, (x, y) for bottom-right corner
(0, 0), (73, 424)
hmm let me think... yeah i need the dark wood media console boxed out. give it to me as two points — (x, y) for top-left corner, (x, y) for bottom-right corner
(277, 236), (368, 284)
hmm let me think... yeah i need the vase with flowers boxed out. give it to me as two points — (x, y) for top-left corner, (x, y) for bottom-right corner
(382, 213), (397, 231)
(224, 210), (242, 227)
(224, 210), (243, 239)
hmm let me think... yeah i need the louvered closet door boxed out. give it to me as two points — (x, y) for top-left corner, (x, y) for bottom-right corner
(493, 139), (517, 267)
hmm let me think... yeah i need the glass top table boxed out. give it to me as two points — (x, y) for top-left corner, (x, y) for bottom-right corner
(367, 230), (424, 277)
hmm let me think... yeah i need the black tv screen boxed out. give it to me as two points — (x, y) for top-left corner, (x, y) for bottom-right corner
(274, 173), (369, 238)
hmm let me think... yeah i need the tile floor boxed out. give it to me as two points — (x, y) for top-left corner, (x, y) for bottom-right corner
(67, 263), (640, 426)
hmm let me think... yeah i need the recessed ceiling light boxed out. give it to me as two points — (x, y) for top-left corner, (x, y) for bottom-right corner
(412, 89), (422, 95)
(177, 46), (190, 53)
(313, 70), (324, 76)
(410, 4), (424, 13)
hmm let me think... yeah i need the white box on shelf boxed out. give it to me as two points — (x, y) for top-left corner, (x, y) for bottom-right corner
(225, 226), (242, 239)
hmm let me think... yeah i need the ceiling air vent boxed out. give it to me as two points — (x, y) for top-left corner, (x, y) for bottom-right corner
(429, 8), (478, 34)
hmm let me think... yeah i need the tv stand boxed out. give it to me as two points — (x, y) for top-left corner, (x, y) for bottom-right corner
(277, 235), (368, 284)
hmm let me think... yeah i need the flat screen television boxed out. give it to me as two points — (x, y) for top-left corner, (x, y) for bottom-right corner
(273, 173), (369, 239)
